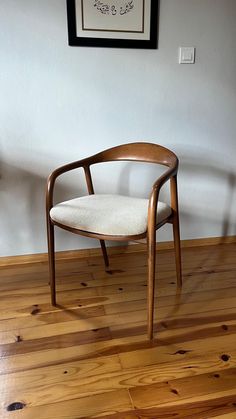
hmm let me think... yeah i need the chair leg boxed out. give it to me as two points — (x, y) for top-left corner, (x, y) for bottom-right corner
(47, 220), (56, 306)
(147, 232), (156, 340)
(172, 214), (182, 289)
(100, 239), (109, 268)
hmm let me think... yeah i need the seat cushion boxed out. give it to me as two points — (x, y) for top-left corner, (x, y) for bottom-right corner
(50, 194), (172, 236)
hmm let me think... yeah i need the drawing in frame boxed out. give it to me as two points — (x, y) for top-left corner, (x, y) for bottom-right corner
(67, 0), (158, 49)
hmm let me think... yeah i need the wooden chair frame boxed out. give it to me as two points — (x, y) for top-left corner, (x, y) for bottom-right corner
(46, 142), (182, 339)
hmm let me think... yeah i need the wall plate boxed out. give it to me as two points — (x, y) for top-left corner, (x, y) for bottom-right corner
(179, 47), (195, 64)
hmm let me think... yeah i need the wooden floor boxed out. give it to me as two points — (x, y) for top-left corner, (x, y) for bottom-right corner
(0, 243), (236, 418)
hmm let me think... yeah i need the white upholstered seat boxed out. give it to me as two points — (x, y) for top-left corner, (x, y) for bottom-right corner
(50, 194), (172, 236)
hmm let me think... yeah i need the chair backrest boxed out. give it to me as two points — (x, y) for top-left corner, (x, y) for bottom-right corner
(85, 142), (178, 169)
(46, 142), (179, 209)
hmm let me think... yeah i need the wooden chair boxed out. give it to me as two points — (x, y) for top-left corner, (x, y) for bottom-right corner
(46, 142), (182, 339)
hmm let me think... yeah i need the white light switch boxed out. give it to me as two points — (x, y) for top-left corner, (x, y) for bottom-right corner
(179, 47), (195, 64)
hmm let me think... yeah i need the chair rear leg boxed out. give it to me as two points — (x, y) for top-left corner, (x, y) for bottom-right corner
(172, 214), (182, 289)
(147, 233), (156, 340)
(100, 239), (109, 268)
(47, 221), (56, 306)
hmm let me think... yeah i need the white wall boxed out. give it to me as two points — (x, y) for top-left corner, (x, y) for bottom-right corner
(1, 0), (236, 257)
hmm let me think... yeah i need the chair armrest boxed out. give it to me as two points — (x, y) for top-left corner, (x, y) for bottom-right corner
(148, 165), (178, 229)
(46, 158), (90, 212)
(152, 165), (178, 193)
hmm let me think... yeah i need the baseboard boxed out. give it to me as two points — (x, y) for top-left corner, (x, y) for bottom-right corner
(1, 235), (236, 267)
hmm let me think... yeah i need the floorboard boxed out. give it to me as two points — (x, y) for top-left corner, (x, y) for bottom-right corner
(0, 243), (236, 418)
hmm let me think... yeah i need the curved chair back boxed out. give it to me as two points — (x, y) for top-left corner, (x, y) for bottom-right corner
(84, 142), (178, 169)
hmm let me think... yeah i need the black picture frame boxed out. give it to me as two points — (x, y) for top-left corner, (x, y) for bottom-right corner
(66, 0), (158, 49)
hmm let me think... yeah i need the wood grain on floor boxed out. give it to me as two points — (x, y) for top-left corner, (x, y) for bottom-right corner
(0, 243), (236, 418)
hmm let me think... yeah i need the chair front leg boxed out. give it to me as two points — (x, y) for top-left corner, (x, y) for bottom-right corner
(47, 220), (56, 306)
(147, 229), (156, 340)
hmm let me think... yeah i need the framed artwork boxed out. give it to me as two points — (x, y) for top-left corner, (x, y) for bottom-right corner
(66, 0), (158, 49)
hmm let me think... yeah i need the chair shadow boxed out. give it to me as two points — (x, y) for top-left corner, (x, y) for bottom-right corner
(179, 150), (236, 238)
(55, 303), (92, 320)
(0, 157), (88, 255)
